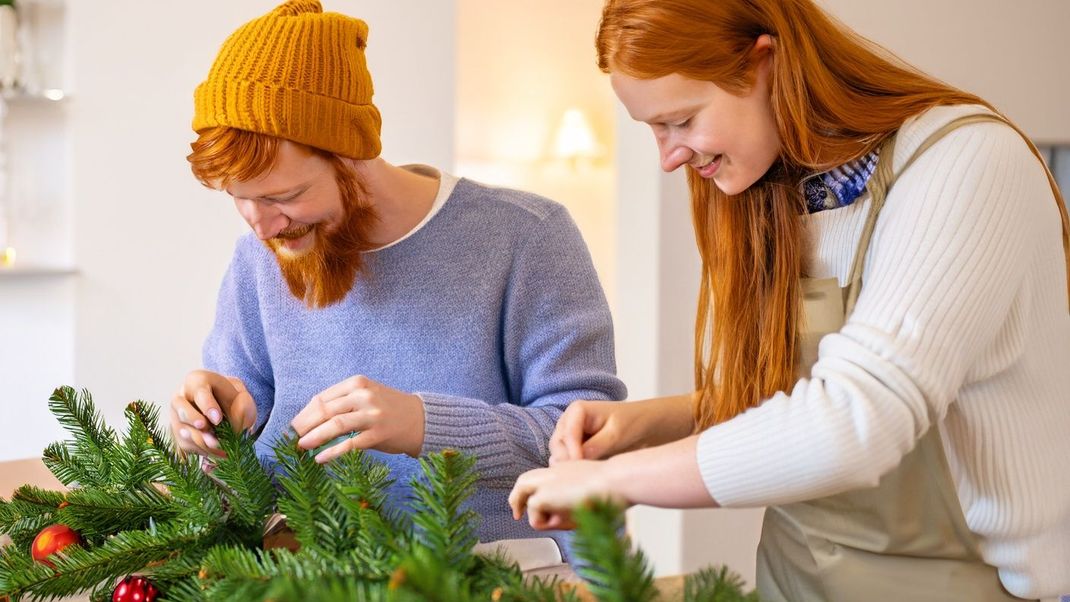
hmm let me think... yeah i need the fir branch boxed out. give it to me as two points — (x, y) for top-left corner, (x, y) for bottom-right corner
(241, 576), (389, 602)
(151, 455), (225, 528)
(57, 485), (177, 539)
(494, 576), (582, 602)
(208, 421), (275, 537)
(150, 576), (207, 602)
(41, 442), (99, 490)
(464, 554), (579, 602)
(20, 523), (216, 600)
(330, 450), (402, 577)
(88, 579), (120, 602)
(571, 498), (658, 602)
(408, 450), (479, 572)
(113, 401), (172, 487)
(0, 486), (65, 548)
(47, 387), (119, 486)
(683, 566), (760, 602)
(105, 551), (210, 602)
(348, 507), (402, 580)
(124, 400), (183, 471)
(331, 449), (394, 511)
(140, 548), (206, 583)
(0, 543), (58, 600)
(273, 436), (350, 556)
(198, 546), (390, 598)
(390, 545), (473, 602)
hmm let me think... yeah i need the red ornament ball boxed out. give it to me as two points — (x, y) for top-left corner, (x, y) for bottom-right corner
(112, 575), (159, 602)
(30, 524), (82, 567)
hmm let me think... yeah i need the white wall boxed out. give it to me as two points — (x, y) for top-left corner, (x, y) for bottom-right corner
(0, 1), (77, 462)
(455, 0), (618, 307)
(0, 0), (455, 459)
(817, 0), (1070, 143)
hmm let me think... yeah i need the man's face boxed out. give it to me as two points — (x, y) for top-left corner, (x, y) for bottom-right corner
(226, 141), (376, 307)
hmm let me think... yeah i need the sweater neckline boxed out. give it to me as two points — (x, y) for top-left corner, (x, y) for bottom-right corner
(368, 164), (459, 253)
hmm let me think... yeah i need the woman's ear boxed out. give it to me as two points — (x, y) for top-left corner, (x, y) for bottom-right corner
(750, 33), (776, 83)
(754, 33), (775, 54)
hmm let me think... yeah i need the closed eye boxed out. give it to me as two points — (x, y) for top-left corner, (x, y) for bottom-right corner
(261, 189), (307, 204)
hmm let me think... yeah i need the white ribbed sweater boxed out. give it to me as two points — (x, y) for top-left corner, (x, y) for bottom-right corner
(696, 104), (1070, 598)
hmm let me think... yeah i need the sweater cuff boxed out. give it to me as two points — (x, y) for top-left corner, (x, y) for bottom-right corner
(417, 392), (521, 484)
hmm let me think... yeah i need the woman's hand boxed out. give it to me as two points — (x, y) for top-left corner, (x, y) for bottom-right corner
(512, 436), (717, 529)
(548, 395), (694, 464)
(508, 459), (627, 530)
(291, 375), (426, 462)
(170, 370), (258, 457)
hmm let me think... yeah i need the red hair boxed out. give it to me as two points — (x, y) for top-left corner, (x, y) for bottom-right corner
(597, 0), (1070, 428)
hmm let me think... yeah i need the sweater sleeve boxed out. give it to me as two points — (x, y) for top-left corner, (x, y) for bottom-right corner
(202, 238), (275, 434)
(696, 122), (1049, 507)
(419, 206), (627, 487)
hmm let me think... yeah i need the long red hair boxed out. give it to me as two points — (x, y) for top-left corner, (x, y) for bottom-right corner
(596, 0), (1070, 428)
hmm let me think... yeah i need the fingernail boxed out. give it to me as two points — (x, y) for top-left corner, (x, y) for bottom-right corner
(209, 410), (221, 425)
(203, 433), (219, 449)
(179, 429), (190, 441)
(178, 408), (189, 422)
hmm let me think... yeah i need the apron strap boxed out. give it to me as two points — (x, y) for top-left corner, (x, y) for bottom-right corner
(842, 112), (1068, 316)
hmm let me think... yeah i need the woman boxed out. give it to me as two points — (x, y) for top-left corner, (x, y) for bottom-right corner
(508, 0), (1070, 599)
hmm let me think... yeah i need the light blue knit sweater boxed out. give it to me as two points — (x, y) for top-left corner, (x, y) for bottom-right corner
(203, 175), (627, 555)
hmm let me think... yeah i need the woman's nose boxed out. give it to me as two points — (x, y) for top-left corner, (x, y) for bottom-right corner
(659, 141), (694, 173)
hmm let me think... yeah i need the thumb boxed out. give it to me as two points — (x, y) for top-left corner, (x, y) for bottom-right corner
(580, 428), (618, 460)
(225, 377), (258, 432)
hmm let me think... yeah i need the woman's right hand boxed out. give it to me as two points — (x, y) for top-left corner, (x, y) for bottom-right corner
(548, 395), (694, 464)
(169, 370), (258, 457)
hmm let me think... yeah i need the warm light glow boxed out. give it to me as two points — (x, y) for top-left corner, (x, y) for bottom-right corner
(552, 108), (599, 160)
(1, 246), (15, 267)
(43, 89), (66, 102)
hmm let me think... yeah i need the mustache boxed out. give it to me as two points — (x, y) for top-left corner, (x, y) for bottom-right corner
(273, 223), (315, 241)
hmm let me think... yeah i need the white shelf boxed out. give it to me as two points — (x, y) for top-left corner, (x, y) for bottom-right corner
(1, 89), (70, 104)
(16, 0), (66, 6)
(0, 264), (77, 277)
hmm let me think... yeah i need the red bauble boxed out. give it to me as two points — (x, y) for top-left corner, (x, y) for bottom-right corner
(30, 524), (82, 567)
(112, 575), (159, 602)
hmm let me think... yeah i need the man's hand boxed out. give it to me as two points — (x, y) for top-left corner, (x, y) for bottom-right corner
(170, 370), (258, 457)
(291, 375), (426, 462)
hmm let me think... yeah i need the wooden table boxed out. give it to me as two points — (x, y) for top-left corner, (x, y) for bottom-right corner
(0, 457), (64, 500)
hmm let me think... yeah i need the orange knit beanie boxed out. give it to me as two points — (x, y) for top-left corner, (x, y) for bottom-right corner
(192, 0), (381, 160)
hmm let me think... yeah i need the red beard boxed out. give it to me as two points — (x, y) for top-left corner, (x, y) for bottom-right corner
(265, 161), (378, 308)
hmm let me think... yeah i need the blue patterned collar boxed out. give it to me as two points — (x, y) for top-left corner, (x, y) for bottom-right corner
(801, 149), (881, 213)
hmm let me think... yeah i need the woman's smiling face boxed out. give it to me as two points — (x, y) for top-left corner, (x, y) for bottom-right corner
(609, 39), (781, 195)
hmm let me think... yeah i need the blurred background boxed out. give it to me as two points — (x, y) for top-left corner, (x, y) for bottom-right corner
(0, 0), (1067, 586)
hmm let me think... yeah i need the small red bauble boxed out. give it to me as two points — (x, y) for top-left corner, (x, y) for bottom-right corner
(112, 575), (159, 602)
(30, 524), (82, 567)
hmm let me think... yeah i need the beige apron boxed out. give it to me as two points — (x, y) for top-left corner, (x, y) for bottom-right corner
(757, 114), (1043, 602)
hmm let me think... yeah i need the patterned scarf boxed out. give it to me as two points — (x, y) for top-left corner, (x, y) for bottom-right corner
(802, 149), (881, 213)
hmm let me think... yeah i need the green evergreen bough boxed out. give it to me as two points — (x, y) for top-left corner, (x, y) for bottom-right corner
(0, 386), (758, 601)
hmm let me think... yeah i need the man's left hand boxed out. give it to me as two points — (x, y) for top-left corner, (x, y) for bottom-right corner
(292, 375), (425, 462)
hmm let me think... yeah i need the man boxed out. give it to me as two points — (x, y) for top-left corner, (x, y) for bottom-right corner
(168, 0), (625, 557)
